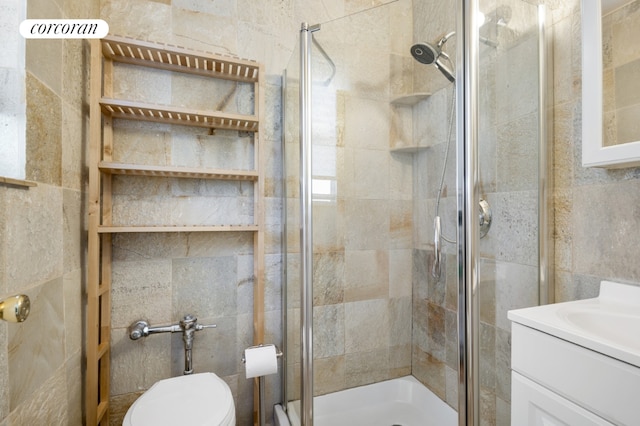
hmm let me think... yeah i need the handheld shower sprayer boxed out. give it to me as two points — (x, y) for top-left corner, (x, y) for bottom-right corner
(410, 41), (455, 82)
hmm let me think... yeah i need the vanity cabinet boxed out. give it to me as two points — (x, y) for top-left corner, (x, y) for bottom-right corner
(87, 35), (264, 425)
(511, 323), (620, 425)
(510, 286), (640, 426)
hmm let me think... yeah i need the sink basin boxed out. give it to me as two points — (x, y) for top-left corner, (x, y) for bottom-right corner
(561, 305), (640, 353)
(508, 281), (640, 368)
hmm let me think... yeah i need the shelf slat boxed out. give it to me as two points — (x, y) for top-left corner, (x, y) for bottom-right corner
(100, 98), (259, 131)
(101, 35), (260, 83)
(98, 225), (259, 233)
(99, 162), (258, 181)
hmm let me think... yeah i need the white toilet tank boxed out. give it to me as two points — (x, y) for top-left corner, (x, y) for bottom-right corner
(123, 372), (235, 426)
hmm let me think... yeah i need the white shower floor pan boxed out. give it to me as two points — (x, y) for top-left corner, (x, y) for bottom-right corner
(274, 375), (456, 426)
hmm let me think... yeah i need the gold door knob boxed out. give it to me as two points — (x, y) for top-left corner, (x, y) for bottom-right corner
(0, 294), (30, 323)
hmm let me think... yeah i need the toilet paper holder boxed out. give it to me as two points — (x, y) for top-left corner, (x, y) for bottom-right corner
(241, 343), (283, 364)
(242, 343), (282, 426)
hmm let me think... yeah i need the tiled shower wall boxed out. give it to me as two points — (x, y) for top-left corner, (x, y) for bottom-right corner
(284, 0), (416, 400)
(411, 2), (640, 426)
(0, 0), (98, 424)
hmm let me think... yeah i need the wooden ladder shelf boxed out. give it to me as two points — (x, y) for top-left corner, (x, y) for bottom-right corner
(87, 35), (265, 425)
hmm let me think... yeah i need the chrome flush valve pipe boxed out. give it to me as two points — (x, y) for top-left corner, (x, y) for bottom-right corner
(128, 314), (216, 375)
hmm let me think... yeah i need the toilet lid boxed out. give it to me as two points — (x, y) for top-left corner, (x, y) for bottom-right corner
(126, 373), (235, 426)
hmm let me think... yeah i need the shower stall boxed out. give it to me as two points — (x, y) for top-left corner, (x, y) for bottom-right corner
(280, 0), (552, 424)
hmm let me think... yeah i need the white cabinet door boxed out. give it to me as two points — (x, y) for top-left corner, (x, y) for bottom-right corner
(511, 372), (614, 426)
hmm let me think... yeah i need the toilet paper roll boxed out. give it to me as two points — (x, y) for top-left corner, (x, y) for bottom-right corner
(244, 345), (278, 379)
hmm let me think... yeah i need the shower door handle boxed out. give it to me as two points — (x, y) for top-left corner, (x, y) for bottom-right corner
(432, 216), (442, 279)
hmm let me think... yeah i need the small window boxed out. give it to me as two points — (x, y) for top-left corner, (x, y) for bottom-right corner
(0, 0), (26, 180)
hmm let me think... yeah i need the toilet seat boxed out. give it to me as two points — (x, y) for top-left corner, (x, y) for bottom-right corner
(123, 372), (235, 426)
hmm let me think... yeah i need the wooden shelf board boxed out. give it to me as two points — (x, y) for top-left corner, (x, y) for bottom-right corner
(98, 225), (259, 233)
(102, 35), (260, 83)
(100, 98), (259, 131)
(99, 162), (258, 181)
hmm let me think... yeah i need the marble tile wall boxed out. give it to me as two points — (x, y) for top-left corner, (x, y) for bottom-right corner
(0, 0), (97, 425)
(550, 0), (640, 297)
(2, 0), (639, 424)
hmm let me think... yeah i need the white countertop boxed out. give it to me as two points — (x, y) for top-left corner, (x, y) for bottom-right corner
(508, 281), (640, 368)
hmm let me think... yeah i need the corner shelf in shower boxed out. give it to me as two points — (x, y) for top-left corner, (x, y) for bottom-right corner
(389, 92), (431, 106)
(88, 35), (265, 426)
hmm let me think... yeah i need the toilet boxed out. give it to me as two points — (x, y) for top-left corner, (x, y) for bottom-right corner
(123, 372), (235, 426)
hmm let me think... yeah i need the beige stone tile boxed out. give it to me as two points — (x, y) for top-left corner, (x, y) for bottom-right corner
(445, 308), (458, 369)
(172, 7), (237, 54)
(345, 348), (390, 388)
(111, 258), (173, 329)
(62, 39), (90, 108)
(0, 321), (7, 420)
(172, 256), (238, 319)
(313, 251), (345, 306)
(65, 350), (83, 426)
(615, 103), (640, 145)
(611, 5), (640, 68)
(63, 268), (83, 358)
(109, 391), (144, 426)
(6, 185), (63, 292)
(314, 356), (345, 396)
(552, 101), (578, 190)
(9, 278), (65, 410)
(61, 106), (86, 191)
(390, 200), (412, 248)
(480, 386), (496, 426)
(344, 299), (389, 353)
(63, 189), (83, 273)
(389, 249), (412, 298)
(100, 0), (172, 43)
(412, 347), (446, 400)
(389, 297), (411, 346)
(495, 34), (539, 125)
(496, 112), (539, 192)
(494, 261), (538, 331)
(479, 322), (496, 390)
(427, 302), (445, 361)
(445, 366), (458, 409)
(343, 199), (389, 250)
(25, 73), (62, 186)
(495, 327), (511, 402)
(315, 304), (345, 359)
(110, 327), (172, 395)
(25, 35), (63, 97)
(573, 180), (640, 282)
(6, 363), (68, 425)
(344, 250), (388, 302)
(343, 97), (392, 150)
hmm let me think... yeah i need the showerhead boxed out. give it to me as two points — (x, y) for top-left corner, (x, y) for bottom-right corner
(410, 42), (455, 83)
(410, 42), (439, 65)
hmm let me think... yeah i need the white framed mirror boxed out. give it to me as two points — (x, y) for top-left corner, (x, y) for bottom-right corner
(582, 0), (640, 168)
